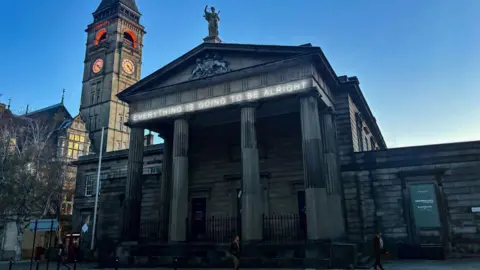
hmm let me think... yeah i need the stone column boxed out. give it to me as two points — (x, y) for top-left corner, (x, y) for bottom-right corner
(241, 105), (263, 242)
(299, 94), (330, 241)
(158, 128), (173, 240)
(121, 127), (145, 241)
(320, 107), (346, 239)
(169, 118), (189, 242)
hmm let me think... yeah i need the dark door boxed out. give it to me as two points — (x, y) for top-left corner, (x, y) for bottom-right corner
(297, 191), (307, 235)
(190, 198), (207, 240)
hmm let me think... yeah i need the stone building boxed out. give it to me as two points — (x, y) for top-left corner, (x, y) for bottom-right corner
(80, 0), (144, 153)
(72, 0), (480, 268)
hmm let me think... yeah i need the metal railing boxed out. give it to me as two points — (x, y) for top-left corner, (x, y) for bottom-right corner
(263, 214), (306, 243)
(139, 220), (168, 244)
(140, 214), (306, 244)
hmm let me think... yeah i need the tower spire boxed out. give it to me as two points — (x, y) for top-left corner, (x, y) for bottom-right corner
(61, 89), (65, 104)
(95, 0), (140, 14)
(7, 98), (11, 110)
(25, 104), (29, 114)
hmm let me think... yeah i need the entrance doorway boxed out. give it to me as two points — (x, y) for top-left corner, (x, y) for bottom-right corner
(190, 198), (207, 240)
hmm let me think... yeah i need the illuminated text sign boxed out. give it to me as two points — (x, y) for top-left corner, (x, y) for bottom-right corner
(131, 79), (311, 122)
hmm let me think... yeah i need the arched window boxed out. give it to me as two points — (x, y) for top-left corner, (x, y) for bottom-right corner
(94, 28), (108, 45)
(123, 29), (137, 48)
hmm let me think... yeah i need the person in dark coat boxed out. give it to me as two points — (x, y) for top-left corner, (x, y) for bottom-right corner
(229, 235), (240, 270)
(57, 242), (71, 270)
(373, 232), (385, 270)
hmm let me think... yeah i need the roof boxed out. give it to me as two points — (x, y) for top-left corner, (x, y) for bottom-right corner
(95, 0), (139, 14)
(24, 103), (72, 120)
(118, 42), (338, 100)
(338, 76), (387, 149)
(73, 143), (164, 165)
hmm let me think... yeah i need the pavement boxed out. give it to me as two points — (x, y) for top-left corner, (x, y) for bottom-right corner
(1, 259), (480, 270)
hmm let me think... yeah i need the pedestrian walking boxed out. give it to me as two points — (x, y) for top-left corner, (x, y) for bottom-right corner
(373, 231), (387, 270)
(229, 235), (240, 270)
(57, 242), (71, 270)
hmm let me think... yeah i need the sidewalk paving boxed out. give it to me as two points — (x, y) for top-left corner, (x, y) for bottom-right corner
(1, 259), (480, 270)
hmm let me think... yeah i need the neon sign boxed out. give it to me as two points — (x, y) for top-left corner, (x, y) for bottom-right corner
(131, 79), (311, 122)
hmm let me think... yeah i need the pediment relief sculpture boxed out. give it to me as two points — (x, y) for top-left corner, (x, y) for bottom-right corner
(190, 53), (230, 80)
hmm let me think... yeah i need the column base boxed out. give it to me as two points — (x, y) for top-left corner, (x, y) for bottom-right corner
(304, 240), (332, 269)
(305, 187), (330, 239)
(116, 241), (138, 266)
(327, 193), (347, 240)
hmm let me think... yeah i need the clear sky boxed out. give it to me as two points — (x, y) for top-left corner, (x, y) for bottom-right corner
(1, 0), (479, 148)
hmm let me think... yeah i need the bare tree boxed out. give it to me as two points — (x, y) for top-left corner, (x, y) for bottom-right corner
(0, 118), (65, 261)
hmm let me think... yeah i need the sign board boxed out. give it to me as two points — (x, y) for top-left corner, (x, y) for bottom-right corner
(82, 224), (88, 233)
(409, 184), (441, 228)
(131, 79), (311, 122)
(472, 207), (480, 213)
(29, 219), (59, 232)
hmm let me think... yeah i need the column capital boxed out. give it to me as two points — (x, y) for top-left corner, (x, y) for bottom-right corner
(238, 100), (261, 109)
(297, 88), (321, 99)
(319, 106), (336, 115)
(172, 114), (193, 122)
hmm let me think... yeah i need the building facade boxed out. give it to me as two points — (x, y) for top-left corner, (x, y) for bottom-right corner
(72, 0), (480, 268)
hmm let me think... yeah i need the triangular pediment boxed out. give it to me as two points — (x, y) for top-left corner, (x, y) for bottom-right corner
(119, 43), (322, 99)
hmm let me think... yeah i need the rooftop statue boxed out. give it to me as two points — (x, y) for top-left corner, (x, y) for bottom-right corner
(204, 5), (220, 37)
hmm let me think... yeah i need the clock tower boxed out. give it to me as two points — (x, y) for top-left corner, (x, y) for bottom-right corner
(80, 0), (145, 153)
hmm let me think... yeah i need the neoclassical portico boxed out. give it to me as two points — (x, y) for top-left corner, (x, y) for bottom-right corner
(117, 42), (346, 245)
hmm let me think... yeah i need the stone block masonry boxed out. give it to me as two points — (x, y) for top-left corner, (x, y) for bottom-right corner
(341, 140), (480, 255)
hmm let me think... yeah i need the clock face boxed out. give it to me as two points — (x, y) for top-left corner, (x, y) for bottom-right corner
(122, 59), (135, 75)
(92, 59), (103, 73)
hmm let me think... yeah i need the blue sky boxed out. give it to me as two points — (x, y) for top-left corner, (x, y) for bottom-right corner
(1, 0), (479, 148)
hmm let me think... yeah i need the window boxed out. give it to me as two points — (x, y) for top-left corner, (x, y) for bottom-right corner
(94, 115), (99, 129)
(61, 202), (73, 215)
(9, 138), (16, 152)
(67, 133), (86, 159)
(117, 140), (121, 150)
(118, 114), (123, 130)
(57, 138), (66, 157)
(91, 89), (95, 104)
(85, 175), (95, 196)
(364, 136), (369, 151)
(370, 137), (376, 151)
(357, 127), (363, 151)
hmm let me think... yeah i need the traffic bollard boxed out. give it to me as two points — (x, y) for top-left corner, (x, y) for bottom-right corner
(35, 260), (40, 270)
(8, 258), (13, 270)
(56, 259), (60, 270)
(73, 260), (77, 270)
(115, 257), (119, 270)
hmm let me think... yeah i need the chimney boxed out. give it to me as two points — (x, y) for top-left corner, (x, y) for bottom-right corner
(144, 132), (154, 146)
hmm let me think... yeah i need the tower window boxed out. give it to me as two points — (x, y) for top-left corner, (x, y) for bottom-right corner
(94, 28), (108, 45)
(123, 30), (137, 48)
